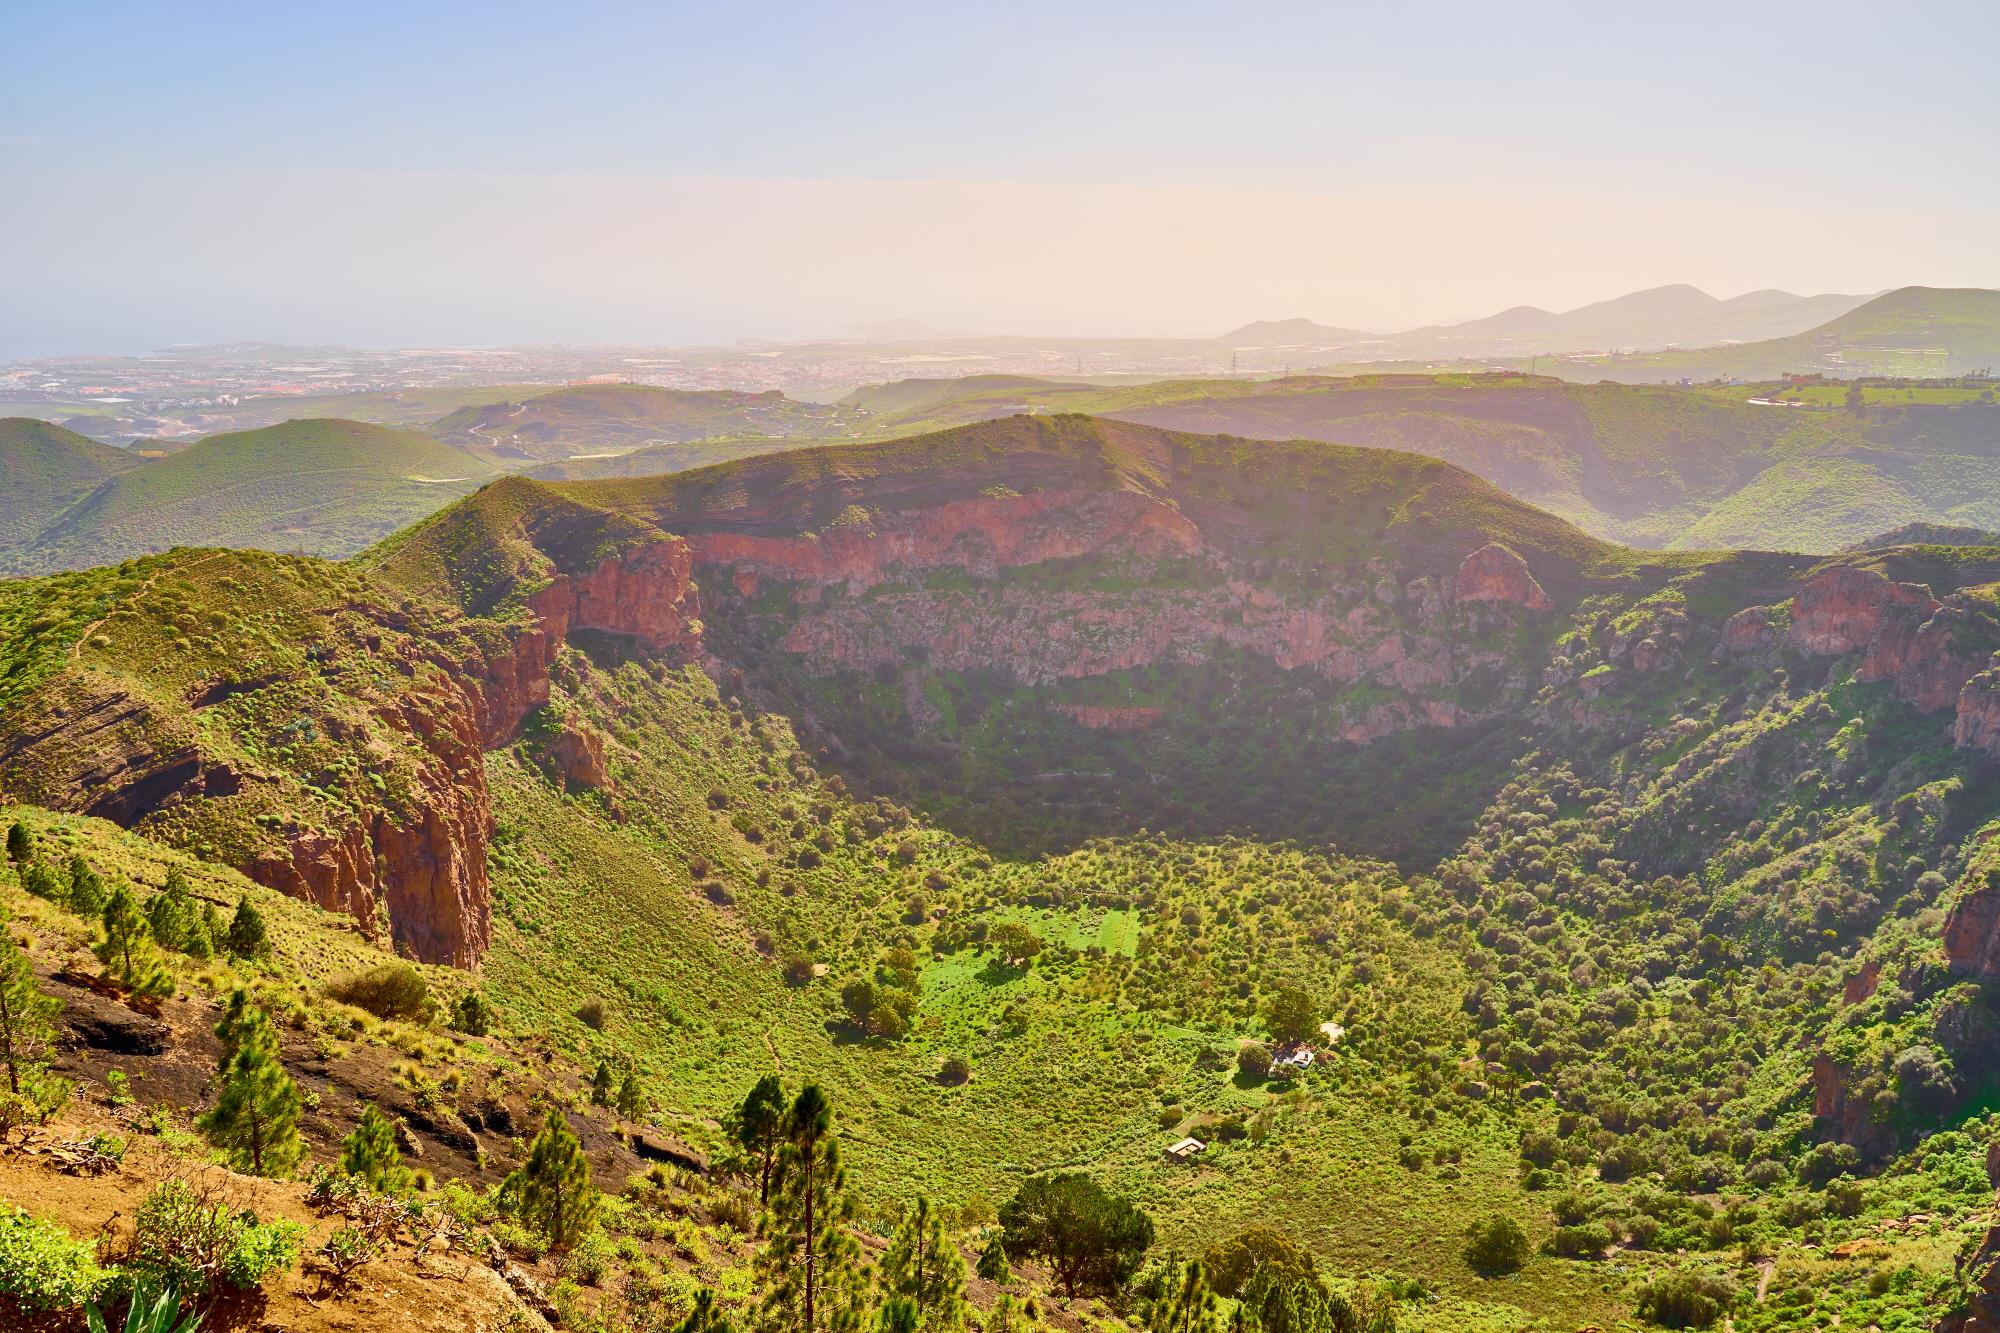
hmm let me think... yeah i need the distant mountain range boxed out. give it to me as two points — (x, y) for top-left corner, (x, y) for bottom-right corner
(1222, 284), (1874, 356)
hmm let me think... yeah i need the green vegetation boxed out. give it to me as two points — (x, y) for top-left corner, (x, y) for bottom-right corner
(432, 382), (857, 465)
(2, 418), (495, 574)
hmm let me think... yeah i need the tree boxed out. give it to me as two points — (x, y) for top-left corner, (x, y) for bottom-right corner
(95, 886), (171, 998)
(975, 1233), (1011, 1284)
(998, 1173), (1153, 1297)
(1263, 987), (1319, 1047)
(1463, 1214), (1530, 1276)
(147, 870), (209, 956)
(876, 1299), (919, 1333)
(676, 1288), (738, 1333)
(758, 1084), (864, 1333)
(505, 1108), (598, 1250)
(340, 1103), (409, 1192)
(198, 997), (303, 1176)
(5, 822), (31, 865)
(1236, 1043), (1273, 1082)
(19, 861), (64, 907)
(1139, 1257), (1221, 1333)
(732, 1073), (787, 1204)
(68, 856), (107, 916)
(987, 922), (1042, 966)
(225, 895), (269, 959)
(1201, 1225), (1316, 1298)
(880, 1196), (967, 1330)
(1845, 381), (1866, 412)
(591, 1059), (614, 1107)
(617, 1069), (645, 1121)
(0, 929), (59, 1096)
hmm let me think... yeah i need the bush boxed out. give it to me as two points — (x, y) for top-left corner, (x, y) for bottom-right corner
(575, 999), (607, 1030)
(119, 1179), (303, 1298)
(1236, 1044), (1273, 1081)
(1544, 1221), (1612, 1259)
(939, 1055), (971, 1084)
(326, 964), (430, 1021)
(1463, 1214), (1530, 1276)
(451, 990), (495, 1037)
(0, 1205), (110, 1311)
(1635, 1271), (1737, 1328)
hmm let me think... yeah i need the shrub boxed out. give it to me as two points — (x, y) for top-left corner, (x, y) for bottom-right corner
(326, 964), (430, 1021)
(118, 1179), (303, 1299)
(0, 1205), (110, 1311)
(451, 990), (495, 1037)
(1463, 1214), (1530, 1276)
(1544, 1222), (1612, 1259)
(1635, 1271), (1737, 1328)
(575, 999), (607, 1031)
(1236, 1044), (1273, 1081)
(939, 1054), (971, 1084)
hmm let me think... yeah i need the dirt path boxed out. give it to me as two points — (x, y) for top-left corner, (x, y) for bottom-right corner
(1756, 1258), (1775, 1301)
(66, 549), (229, 664)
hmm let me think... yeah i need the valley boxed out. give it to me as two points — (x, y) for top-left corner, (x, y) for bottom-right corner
(2, 416), (1999, 1330)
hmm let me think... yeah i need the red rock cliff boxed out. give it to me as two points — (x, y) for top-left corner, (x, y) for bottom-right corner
(0, 539), (700, 968)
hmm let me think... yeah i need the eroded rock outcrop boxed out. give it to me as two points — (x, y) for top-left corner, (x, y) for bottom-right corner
(688, 490), (1201, 593)
(1454, 543), (1552, 611)
(1945, 871), (2000, 980)
(1785, 565), (2000, 755)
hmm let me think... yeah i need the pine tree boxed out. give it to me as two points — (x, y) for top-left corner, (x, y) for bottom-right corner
(5, 822), (31, 865)
(0, 930), (59, 1096)
(877, 1298), (919, 1333)
(617, 1069), (645, 1120)
(95, 886), (172, 998)
(591, 1058), (614, 1106)
(146, 869), (204, 954)
(676, 1288), (737, 1333)
(758, 1084), (864, 1333)
(341, 1103), (410, 1191)
(198, 998), (303, 1176)
(880, 1197), (967, 1330)
(976, 1233), (1011, 1285)
(67, 856), (107, 916)
(732, 1073), (786, 1204)
(19, 861), (64, 907)
(225, 895), (269, 959)
(505, 1107), (598, 1250)
(1142, 1258), (1221, 1333)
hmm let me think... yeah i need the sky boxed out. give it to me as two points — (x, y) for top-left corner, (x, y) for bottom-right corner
(2, 0), (1996, 355)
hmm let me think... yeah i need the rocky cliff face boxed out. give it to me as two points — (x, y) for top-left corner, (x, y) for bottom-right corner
(0, 539), (699, 967)
(1764, 565), (2000, 754)
(695, 491), (1555, 745)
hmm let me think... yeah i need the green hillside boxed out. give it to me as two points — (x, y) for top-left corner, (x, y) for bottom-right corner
(843, 373), (2000, 552)
(0, 417), (140, 550)
(4, 426), (2000, 1331)
(431, 382), (859, 463)
(3, 418), (495, 574)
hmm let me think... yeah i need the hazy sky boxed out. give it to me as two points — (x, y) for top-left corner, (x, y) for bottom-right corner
(4, 0), (1996, 355)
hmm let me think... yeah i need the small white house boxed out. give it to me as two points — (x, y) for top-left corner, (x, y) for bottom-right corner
(1165, 1137), (1206, 1162)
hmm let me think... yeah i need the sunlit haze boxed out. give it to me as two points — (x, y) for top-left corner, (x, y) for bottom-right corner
(4, 0), (1997, 353)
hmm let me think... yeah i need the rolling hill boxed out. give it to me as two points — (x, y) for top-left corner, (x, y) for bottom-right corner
(0, 417), (140, 550)
(843, 372), (2000, 552)
(0, 418), (494, 574)
(429, 382), (858, 463)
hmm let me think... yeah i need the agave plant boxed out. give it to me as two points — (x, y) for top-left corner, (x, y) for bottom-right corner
(86, 1286), (202, 1333)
